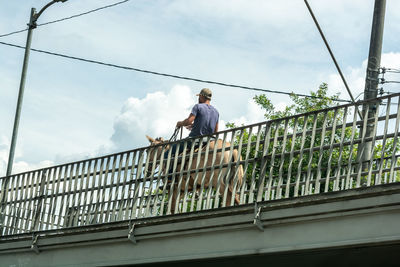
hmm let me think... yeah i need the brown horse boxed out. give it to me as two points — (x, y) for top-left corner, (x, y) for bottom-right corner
(145, 135), (244, 214)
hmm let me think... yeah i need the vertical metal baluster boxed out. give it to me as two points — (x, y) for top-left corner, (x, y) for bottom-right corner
(175, 140), (190, 213)
(117, 152), (132, 220)
(213, 132), (228, 208)
(188, 138), (204, 212)
(175, 141), (191, 213)
(0, 177), (5, 235)
(315, 112), (328, 194)
(197, 136), (212, 211)
(79, 160), (91, 226)
(8, 175), (18, 234)
(15, 173), (27, 233)
(50, 166), (62, 229)
(2, 175), (11, 234)
(345, 105), (363, 190)
(366, 103), (380, 186)
(46, 167), (57, 230)
(33, 170), (48, 232)
(72, 162), (85, 227)
(294, 115), (309, 197)
(205, 133), (220, 209)
(221, 131), (237, 207)
(388, 99), (400, 183)
(333, 107), (348, 191)
(110, 154), (125, 221)
(27, 171), (37, 231)
(105, 155), (118, 222)
(4, 174), (13, 234)
(277, 120), (289, 199)
(125, 151), (138, 219)
(131, 150), (145, 219)
(139, 148), (155, 218)
(84, 158), (99, 225)
(12, 174), (21, 234)
(265, 121), (280, 200)
(376, 97), (391, 184)
(285, 118), (298, 199)
(230, 128), (246, 205)
(248, 125), (263, 203)
(24, 171), (38, 233)
(97, 157), (111, 223)
(99, 157), (112, 223)
(239, 126), (254, 204)
(164, 144), (178, 215)
(11, 174), (21, 233)
(81, 160), (93, 225)
(324, 109), (339, 192)
(66, 163), (79, 227)
(144, 148), (159, 217)
(256, 123), (272, 202)
(305, 114), (318, 195)
(91, 158), (104, 224)
(148, 149), (166, 216)
(158, 147), (172, 216)
(65, 163), (78, 227)
(40, 168), (53, 230)
(356, 104), (375, 187)
(55, 164), (69, 228)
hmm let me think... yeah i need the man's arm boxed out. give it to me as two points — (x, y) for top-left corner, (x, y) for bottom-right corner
(177, 114), (195, 128)
(214, 122), (219, 133)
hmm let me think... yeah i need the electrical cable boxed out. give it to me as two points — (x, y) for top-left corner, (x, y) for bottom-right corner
(0, 0), (130, 38)
(0, 28), (28, 38)
(0, 40), (353, 103)
(38, 0), (130, 27)
(382, 81), (400, 84)
(304, 0), (357, 105)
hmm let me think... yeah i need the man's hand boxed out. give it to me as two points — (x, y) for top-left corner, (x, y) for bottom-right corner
(176, 114), (195, 128)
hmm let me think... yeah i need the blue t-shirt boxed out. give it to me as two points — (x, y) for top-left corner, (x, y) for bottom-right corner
(189, 103), (219, 137)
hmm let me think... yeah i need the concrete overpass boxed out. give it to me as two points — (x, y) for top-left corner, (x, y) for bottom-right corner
(1, 93), (399, 266)
(1, 183), (399, 266)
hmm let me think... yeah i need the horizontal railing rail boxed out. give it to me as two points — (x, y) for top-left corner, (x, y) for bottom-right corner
(1, 93), (399, 236)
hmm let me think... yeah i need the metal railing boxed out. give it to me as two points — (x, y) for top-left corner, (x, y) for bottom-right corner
(1, 93), (399, 236)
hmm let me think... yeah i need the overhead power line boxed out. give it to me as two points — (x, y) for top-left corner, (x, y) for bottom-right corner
(0, 40), (353, 103)
(0, 0), (131, 38)
(304, 0), (357, 105)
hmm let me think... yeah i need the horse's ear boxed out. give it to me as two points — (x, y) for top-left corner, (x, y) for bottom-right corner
(146, 135), (155, 143)
(160, 137), (164, 142)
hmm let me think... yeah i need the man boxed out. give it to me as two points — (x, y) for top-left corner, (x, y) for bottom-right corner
(167, 88), (219, 159)
(177, 88), (219, 137)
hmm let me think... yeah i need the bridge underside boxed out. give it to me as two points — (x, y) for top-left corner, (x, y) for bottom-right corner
(1, 183), (399, 266)
(137, 244), (400, 267)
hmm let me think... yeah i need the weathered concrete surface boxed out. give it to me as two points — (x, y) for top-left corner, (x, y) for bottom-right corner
(1, 183), (399, 266)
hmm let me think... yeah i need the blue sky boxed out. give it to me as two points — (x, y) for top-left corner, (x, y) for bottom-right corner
(1, 0), (399, 176)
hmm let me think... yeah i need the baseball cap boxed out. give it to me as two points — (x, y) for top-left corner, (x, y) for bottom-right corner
(196, 88), (212, 100)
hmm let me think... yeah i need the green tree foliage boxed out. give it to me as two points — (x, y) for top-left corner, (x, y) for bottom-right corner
(226, 83), (400, 200)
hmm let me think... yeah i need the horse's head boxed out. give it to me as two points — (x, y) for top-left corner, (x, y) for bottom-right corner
(144, 135), (168, 176)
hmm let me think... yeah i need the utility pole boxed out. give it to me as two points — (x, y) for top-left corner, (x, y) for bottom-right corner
(5, 0), (68, 177)
(359, 0), (386, 170)
(5, 8), (36, 177)
(1, 0), (68, 235)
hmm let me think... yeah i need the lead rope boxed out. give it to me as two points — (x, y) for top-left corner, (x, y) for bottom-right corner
(169, 127), (182, 142)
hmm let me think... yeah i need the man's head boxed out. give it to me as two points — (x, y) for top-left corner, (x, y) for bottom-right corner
(197, 88), (212, 103)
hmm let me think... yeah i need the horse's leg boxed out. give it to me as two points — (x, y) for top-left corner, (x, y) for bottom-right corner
(169, 184), (179, 214)
(225, 167), (241, 206)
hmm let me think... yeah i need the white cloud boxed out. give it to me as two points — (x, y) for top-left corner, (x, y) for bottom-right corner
(110, 85), (195, 150)
(0, 136), (53, 177)
(326, 52), (400, 100)
(220, 98), (266, 130)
